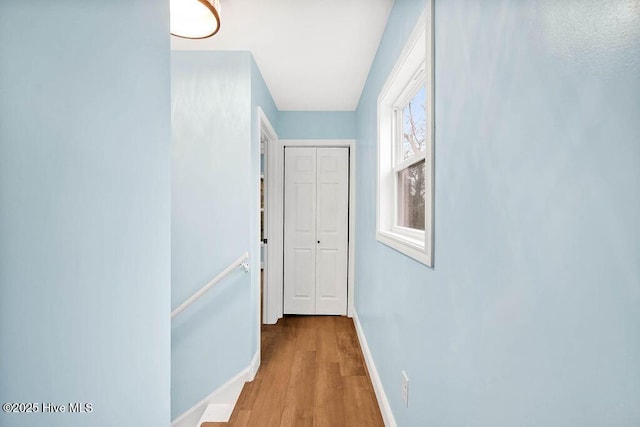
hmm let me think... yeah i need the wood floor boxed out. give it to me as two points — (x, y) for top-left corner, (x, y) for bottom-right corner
(203, 315), (384, 427)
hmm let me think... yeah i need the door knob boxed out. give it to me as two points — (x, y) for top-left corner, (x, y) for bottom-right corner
(317, 241), (320, 244)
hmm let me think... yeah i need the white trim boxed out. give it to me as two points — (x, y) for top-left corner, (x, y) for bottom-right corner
(256, 107), (275, 396)
(376, 5), (434, 267)
(261, 109), (280, 325)
(393, 151), (426, 174)
(394, 63), (427, 109)
(266, 139), (356, 324)
(348, 148), (356, 319)
(171, 351), (259, 427)
(197, 404), (234, 425)
(352, 310), (397, 427)
(249, 348), (260, 380)
(377, 231), (430, 265)
(391, 225), (424, 242)
(258, 107), (277, 331)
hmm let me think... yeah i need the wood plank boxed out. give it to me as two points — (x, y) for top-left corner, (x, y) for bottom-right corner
(247, 319), (297, 427)
(313, 361), (346, 427)
(284, 350), (316, 410)
(280, 405), (313, 427)
(260, 323), (280, 364)
(294, 314), (321, 330)
(295, 323), (317, 351)
(316, 317), (340, 363)
(335, 317), (367, 376)
(343, 375), (385, 427)
(224, 316), (383, 426)
(229, 409), (251, 427)
(234, 378), (262, 411)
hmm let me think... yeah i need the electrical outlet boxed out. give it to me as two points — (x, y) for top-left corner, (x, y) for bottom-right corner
(401, 370), (409, 407)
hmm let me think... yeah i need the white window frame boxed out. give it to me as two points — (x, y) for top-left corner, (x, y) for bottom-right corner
(377, 4), (434, 267)
(392, 72), (426, 239)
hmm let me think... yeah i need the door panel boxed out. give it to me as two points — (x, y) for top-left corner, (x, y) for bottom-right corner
(284, 148), (317, 314)
(316, 249), (338, 297)
(292, 249), (314, 298)
(284, 147), (348, 316)
(315, 148), (348, 315)
(294, 183), (314, 232)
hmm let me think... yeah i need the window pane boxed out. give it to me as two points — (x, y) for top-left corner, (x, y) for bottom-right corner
(397, 159), (426, 231)
(401, 86), (426, 161)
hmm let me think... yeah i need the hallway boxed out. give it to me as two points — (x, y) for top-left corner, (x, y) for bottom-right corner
(3, 1), (639, 426)
(204, 316), (384, 426)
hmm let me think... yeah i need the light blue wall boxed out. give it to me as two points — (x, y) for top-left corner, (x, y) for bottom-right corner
(355, 0), (640, 426)
(171, 51), (255, 418)
(278, 111), (356, 139)
(0, 2), (171, 427)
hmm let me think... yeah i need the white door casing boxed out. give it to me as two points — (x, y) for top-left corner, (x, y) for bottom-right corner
(258, 107), (278, 325)
(265, 139), (355, 325)
(283, 147), (349, 315)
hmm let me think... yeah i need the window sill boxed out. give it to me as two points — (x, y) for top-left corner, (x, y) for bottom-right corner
(376, 230), (430, 266)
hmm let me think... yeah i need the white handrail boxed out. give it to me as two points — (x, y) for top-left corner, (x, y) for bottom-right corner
(171, 252), (250, 319)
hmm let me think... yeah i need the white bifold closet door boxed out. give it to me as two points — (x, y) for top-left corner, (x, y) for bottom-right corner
(284, 147), (349, 315)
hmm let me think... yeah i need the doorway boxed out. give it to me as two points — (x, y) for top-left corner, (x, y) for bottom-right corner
(264, 139), (356, 324)
(258, 108), (278, 325)
(284, 147), (349, 315)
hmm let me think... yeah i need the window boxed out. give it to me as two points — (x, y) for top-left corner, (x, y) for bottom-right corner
(395, 85), (426, 233)
(377, 6), (433, 266)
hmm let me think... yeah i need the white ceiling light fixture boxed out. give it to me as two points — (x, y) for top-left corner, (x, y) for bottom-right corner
(170, 0), (221, 39)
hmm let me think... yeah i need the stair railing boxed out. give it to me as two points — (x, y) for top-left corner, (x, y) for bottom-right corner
(171, 252), (250, 319)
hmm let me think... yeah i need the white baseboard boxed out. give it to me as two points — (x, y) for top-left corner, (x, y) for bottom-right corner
(352, 310), (397, 427)
(249, 350), (260, 380)
(197, 404), (234, 425)
(171, 351), (260, 427)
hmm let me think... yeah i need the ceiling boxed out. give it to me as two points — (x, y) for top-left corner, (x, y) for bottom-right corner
(171, 0), (394, 111)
